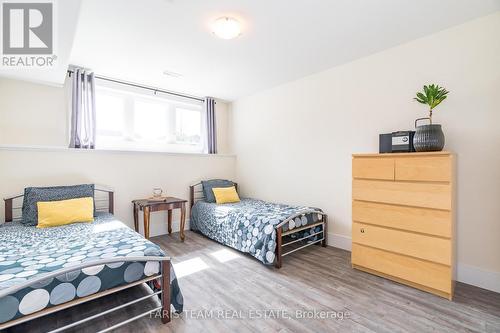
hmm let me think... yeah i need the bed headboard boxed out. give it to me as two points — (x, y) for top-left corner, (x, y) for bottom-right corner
(189, 182), (238, 211)
(3, 188), (114, 223)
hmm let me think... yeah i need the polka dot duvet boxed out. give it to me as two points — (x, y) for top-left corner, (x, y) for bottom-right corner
(0, 212), (183, 324)
(190, 198), (324, 265)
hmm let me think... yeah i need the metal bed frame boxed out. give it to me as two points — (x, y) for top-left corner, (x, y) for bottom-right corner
(2, 188), (172, 332)
(189, 182), (328, 269)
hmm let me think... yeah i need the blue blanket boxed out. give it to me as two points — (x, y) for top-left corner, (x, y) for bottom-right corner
(0, 213), (183, 324)
(191, 198), (323, 265)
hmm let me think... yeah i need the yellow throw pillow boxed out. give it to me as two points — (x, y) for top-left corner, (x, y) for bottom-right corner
(212, 186), (240, 204)
(37, 197), (94, 228)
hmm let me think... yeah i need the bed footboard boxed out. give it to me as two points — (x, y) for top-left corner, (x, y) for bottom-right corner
(161, 260), (171, 324)
(0, 257), (172, 331)
(275, 213), (328, 269)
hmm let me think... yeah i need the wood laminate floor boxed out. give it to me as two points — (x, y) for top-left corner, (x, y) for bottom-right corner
(8, 231), (500, 333)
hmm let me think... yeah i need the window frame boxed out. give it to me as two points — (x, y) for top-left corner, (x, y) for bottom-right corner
(93, 80), (207, 154)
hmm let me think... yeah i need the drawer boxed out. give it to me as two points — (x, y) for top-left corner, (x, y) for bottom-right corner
(352, 244), (452, 294)
(352, 201), (451, 237)
(352, 158), (394, 180)
(352, 179), (452, 210)
(352, 222), (451, 265)
(395, 156), (452, 182)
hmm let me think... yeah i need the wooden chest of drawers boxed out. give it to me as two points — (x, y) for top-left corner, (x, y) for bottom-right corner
(351, 152), (455, 299)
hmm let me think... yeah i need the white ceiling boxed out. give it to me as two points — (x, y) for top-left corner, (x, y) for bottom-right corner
(25, 1), (500, 100)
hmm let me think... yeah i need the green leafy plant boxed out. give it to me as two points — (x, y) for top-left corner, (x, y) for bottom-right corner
(414, 84), (449, 123)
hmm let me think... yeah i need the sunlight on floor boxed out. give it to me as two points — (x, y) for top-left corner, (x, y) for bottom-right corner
(210, 249), (241, 263)
(173, 257), (209, 278)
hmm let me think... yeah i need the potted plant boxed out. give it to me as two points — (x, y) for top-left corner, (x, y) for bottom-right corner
(413, 84), (449, 152)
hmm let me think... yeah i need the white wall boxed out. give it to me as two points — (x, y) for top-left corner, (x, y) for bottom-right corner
(231, 13), (500, 291)
(215, 100), (231, 155)
(0, 79), (68, 146)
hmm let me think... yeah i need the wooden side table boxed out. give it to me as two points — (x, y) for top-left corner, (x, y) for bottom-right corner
(132, 197), (188, 240)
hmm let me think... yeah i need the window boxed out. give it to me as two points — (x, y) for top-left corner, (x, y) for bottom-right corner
(95, 82), (205, 153)
(176, 108), (202, 144)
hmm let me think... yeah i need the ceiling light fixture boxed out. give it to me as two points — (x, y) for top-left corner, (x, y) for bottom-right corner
(212, 17), (241, 40)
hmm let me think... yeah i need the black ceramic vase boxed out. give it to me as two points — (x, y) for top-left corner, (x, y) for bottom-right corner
(413, 118), (445, 152)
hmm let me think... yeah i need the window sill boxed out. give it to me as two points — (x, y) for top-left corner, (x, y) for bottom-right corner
(0, 144), (236, 158)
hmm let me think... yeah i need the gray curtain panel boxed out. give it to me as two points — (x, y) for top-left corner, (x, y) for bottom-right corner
(69, 68), (96, 149)
(205, 97), (217, 154)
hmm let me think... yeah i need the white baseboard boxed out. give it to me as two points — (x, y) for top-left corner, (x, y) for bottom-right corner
(457, 263), (500, 293)
(327, 232), (352, 251)
(146, 219), (191, 238)
(327, 233), (500, 294)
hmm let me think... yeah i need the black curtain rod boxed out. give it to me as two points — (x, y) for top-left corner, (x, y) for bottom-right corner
(67, 69), (205, 102)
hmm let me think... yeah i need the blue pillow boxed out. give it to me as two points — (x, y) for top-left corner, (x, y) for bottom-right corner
(201, 179), (235, 203)
(21, 184), (95, 226)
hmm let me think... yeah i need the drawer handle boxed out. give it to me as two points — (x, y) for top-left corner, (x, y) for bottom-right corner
(360, 228), (365, 233)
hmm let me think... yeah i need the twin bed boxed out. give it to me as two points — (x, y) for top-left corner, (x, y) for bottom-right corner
(0, 188), (182, 332)
(1, 181), (327, 331)
(189, 182), (328, 268)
